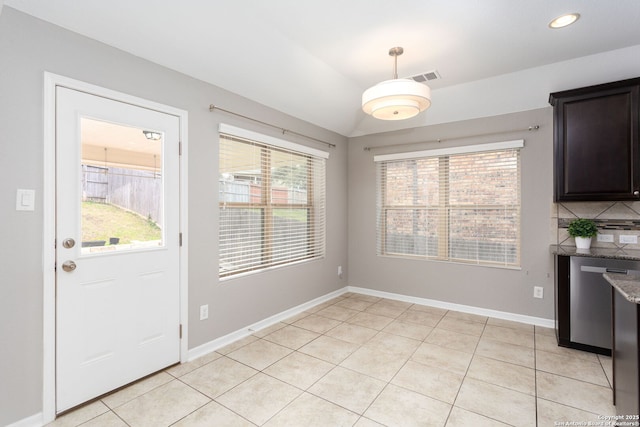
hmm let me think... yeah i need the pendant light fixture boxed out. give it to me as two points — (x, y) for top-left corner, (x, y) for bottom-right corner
(362, 47), (431, 120)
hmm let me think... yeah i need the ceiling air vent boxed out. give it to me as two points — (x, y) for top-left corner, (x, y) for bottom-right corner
(409, 70), (441, 83)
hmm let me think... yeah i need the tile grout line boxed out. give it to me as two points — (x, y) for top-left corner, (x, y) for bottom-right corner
(533, 329), (612, 424)
(259, 302), (355, 425)
(353, 303), (420, 420)
(443, 317), (489, 426)
(253, 295), (382, 425)
(596, 354), (613, 389)
(181, 353), (264, 424)
(168, 376), (218, 425)
(319, 300), (457, 421)
(263, 296), (398, 424)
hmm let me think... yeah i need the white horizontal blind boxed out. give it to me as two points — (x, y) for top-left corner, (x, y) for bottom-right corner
(376, 142), (522, 267)
(219, 129), (327, 277)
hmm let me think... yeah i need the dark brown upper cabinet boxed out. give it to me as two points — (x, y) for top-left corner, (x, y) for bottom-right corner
(550, 78), (640, 201)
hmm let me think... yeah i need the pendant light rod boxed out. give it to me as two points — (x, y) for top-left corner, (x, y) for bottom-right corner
(389, 46), (403, 79)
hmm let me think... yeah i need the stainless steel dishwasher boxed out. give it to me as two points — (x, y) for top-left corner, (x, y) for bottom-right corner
(570, 256), (640, 351)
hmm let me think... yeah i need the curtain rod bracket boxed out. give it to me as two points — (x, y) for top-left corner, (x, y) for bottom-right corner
(209, 104), (335, 149)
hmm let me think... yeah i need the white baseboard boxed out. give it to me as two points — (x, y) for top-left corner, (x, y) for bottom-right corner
(187, 285), (554, 364)
(187, 287), (348, 361)
(6, 412), (43, 427)
(346, 285), (555, 328)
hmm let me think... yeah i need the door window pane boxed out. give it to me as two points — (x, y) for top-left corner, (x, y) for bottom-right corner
(80, 118), (164, 254)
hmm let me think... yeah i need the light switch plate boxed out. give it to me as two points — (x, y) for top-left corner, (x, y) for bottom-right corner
(16, 189), (35, 211)
(597, 233), (614, 243)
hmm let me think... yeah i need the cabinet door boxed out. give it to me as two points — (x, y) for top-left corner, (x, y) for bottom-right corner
(553, 81), (639, 201)
(613, 290), (640, 416)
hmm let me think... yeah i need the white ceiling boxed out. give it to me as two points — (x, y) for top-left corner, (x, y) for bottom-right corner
(5, 0), (640, 137)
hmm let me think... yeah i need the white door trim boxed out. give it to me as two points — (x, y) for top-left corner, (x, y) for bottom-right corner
(42, 72), (189, 424)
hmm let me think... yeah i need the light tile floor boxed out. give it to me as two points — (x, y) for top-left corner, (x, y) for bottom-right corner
(48, 293), (616, 427)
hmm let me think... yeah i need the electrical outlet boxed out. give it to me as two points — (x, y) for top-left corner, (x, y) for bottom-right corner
(597, 233), (614, 243)
(338, 265), (343, 278)
(533, 286), (544, 299)
(199, 304), (209, 320)
(620, 235), (638, 244)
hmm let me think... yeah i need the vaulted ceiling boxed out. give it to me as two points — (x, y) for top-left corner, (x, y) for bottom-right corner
(4, 0), (640, 137)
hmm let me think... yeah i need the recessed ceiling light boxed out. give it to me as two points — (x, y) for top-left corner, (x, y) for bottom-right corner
(549, 13), (580, 29)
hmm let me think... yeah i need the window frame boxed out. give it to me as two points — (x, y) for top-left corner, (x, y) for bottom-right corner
(375, 140), (523, 268)
(218, 124), (328, 279)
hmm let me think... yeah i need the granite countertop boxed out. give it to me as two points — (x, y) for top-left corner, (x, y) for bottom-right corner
(551, 245), (640, 261)
(604, 272), (640, 304)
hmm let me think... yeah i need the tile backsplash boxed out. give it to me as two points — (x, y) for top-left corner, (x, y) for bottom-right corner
(553, 201), (640, 248)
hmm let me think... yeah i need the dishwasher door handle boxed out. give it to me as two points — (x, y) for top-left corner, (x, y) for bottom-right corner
(606, 268), (628, 274)
(580, 266), (608, 274)
(580, 265), (629, 274)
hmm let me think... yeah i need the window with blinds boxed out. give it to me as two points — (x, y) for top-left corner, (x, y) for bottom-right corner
(375, 140), (523, 268)
(219, 124), (328, 278)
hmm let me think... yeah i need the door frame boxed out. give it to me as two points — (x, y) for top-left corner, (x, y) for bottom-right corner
(42, 72), (189, 423)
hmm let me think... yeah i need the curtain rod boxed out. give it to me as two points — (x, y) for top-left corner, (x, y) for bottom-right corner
(209, 104), (336, 149)
(363, 125), (540, 152)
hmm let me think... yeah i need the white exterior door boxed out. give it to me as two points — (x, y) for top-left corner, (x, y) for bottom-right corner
(55, 87), (181, 412)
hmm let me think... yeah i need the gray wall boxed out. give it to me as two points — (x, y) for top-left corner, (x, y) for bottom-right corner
(347, 107), (554, 319)
(0, 6), (612, 426)
(0, 8), (348, 425)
